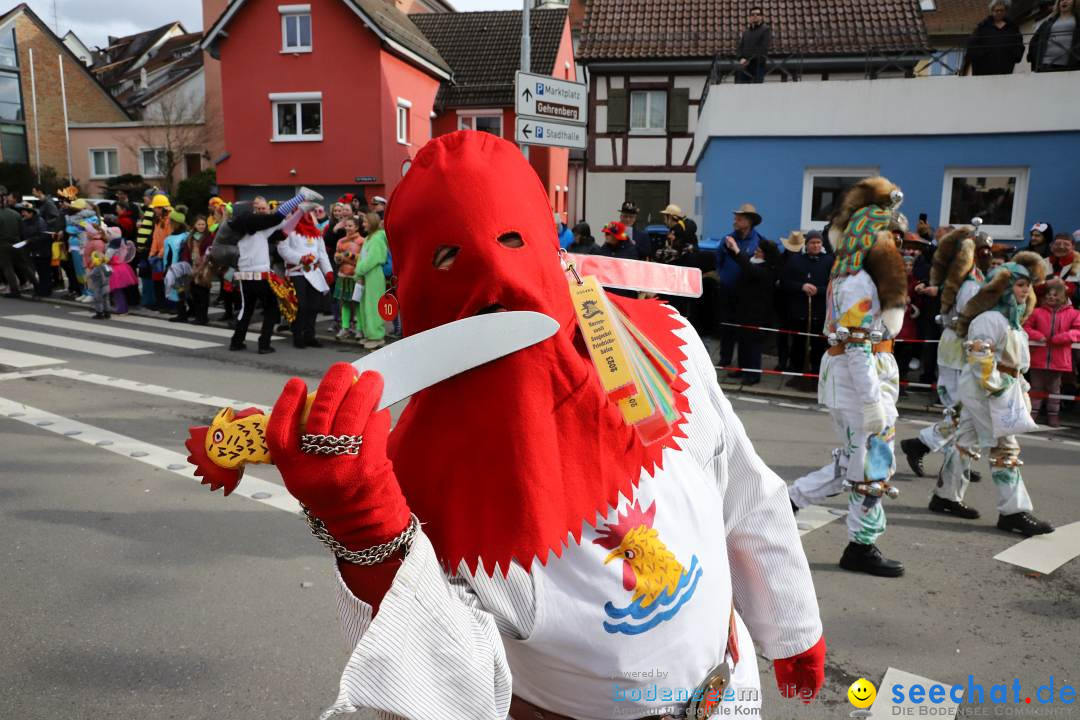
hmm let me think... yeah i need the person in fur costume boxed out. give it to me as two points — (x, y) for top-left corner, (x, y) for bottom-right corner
(789, 177), (909, 577)
(899, 228), (993, 511)
(188, 132), (826, 719)
(950, 253), (1055, 536)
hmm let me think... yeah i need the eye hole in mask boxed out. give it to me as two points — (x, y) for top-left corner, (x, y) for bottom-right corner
(497, 232), (524, 248)
(433, 245), (460, 270)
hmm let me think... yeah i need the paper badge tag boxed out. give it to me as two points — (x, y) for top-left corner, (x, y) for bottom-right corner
(570, 275), (638, 401)
(378, 292), (399, 321)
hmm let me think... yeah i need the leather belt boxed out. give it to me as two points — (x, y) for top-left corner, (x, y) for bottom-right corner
(234, 271), (269, 281)
(510, 610), (740, 720)
(998, 364), (1019, 378)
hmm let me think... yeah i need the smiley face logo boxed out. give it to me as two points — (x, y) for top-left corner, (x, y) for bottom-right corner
(848, 678), (877, 708)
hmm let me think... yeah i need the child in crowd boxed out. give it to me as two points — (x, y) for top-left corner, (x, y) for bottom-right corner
(187, 216), (213, 325)
(1024, 277), (1080, 427)
(86, 250), (111, 320)
(105, 226), (138, 314)
(333, 216), (362, 340)
(162, 210), (191, 320)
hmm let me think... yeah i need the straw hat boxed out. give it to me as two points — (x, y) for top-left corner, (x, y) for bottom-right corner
(660, 204), (685, 218)
(781, 230), (806, 253)
(732, 203), (762, 226)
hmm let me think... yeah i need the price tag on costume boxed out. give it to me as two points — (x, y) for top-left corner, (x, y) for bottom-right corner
(378, 292), (398, 321)
(570, 275), (637, 401)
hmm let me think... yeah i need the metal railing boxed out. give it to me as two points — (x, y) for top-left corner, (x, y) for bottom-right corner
(699, 30), (1078, 112)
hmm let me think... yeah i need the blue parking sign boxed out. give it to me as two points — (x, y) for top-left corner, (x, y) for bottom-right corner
(536, 127), (544, 138)
(536, 82), (544, 96)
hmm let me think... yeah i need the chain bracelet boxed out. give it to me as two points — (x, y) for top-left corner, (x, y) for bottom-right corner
(300, 433), (364, 456)
(302, 507), (419, 565)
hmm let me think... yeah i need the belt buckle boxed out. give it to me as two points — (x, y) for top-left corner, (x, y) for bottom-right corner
(684, 662), (730, 718)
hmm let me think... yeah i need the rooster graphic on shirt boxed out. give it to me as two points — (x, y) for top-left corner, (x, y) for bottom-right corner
(593, 500), (702, 635)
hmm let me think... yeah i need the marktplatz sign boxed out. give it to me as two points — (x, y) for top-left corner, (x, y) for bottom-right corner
(516, 71), (587, 127)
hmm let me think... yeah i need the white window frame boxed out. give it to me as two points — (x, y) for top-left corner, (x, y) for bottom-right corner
(396, 97), (411, 145)
(456, 109), (503, 138)
(629, 90), (667, 135)
(940, 167), (1029, 240)
(270, 91), (323, 142)
(88, 147), (119, 179)
(800, 166), (880, 231)
(139, 147), (168, 178)
(279, 5), (312, 53)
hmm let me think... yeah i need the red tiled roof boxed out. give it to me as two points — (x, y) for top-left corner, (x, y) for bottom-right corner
(411, 8), (567, 108)
(921, 0), (1049, 37)
(578, 0), (929, 61)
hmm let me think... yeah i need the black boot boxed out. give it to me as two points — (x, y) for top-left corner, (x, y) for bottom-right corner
(928, 494), (980, 519)
(229, 341), (246, 352)
(839, 542), (904, 577)
(967, 469), (982, 483)
(900, 438), (930, 477)
(997, 512), (1054, 537)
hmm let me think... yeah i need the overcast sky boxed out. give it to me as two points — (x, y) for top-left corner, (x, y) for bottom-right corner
(28, 0), (523, 50)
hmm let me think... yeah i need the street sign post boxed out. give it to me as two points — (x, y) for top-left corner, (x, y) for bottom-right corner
(514, 117), (586, 150)
(516, 71), (587, 124)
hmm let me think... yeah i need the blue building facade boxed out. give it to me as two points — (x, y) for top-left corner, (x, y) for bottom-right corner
(696, 131), (1080, 247)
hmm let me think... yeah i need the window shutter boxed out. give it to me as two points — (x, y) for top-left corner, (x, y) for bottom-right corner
(668, 88), (690, 133)
(606, 88), (627, 133)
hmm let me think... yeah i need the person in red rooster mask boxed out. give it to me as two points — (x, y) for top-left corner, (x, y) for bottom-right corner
(277, 211), (333, 348)
(254, 132), (824, 718)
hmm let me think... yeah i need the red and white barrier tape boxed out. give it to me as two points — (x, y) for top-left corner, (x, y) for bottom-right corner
(716, 321), (1079, 348)
(713, 364), (1080, 401)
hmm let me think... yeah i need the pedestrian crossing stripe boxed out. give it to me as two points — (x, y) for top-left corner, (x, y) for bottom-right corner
(0, 396), (298, 514)
(80, 311), (282, 342)
(0, 348), (66, 369)
(0, 323), (152, 357)
(994, 520), (1080, 574)
(8, 314), (218, 350)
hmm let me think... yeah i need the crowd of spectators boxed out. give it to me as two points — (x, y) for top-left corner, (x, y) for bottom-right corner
(0, 184), (396, 352)
(572, 194), (1080, 417)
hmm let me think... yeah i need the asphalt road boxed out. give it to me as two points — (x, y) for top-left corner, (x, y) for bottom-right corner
(1, 298), (1077, 720)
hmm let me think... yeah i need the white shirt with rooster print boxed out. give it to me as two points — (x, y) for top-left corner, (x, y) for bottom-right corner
(319, 316), (823, 720)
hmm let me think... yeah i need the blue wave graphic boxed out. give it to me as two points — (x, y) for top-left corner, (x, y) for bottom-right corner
(602, 556), (702, 635)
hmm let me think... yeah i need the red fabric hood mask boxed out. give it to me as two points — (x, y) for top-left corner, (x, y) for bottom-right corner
(385, 131), (689, 577)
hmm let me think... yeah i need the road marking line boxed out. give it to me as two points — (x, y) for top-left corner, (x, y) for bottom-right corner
(85, 312), (281, 342)
(43, 367), (272, 412)
(872, 668), (958, 718)
(796, 504), (846, 536)
(0, 348), (66, 369)
(733, 396), (769, 404)
(994, 520), (1080, 574)
(776, 402), (811, 410)
(905, 419), (932, 426)
(0, 396), (297, 514)
(0, 324), (152, 357)
(7, 314), (218, 350)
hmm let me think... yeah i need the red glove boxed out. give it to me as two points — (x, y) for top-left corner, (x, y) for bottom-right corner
(266, 363), (410, 549)
(325, 271), (335, 286)
(773, 635), (826, 703)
